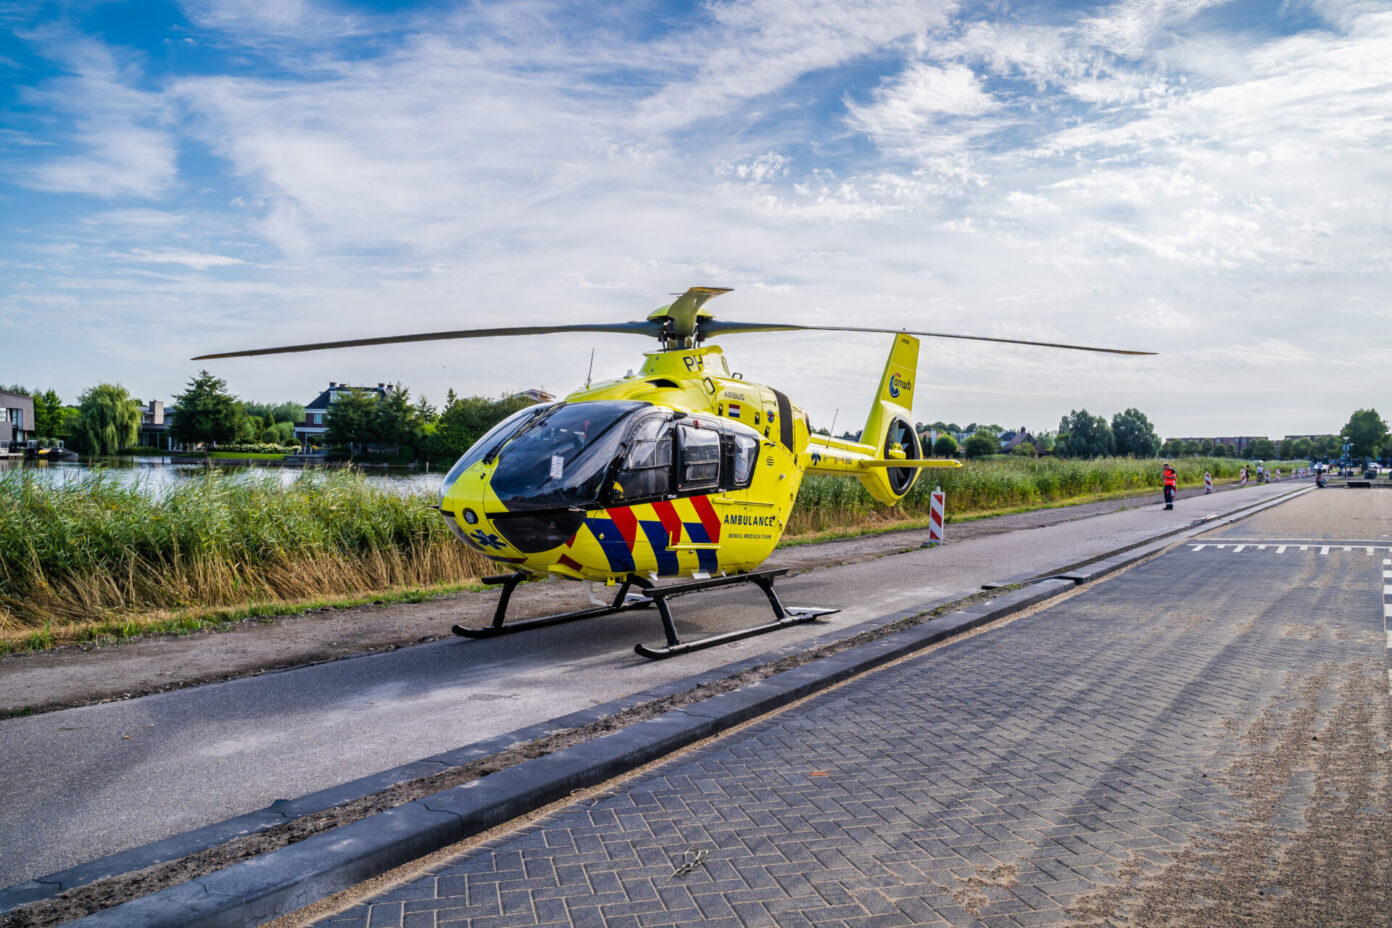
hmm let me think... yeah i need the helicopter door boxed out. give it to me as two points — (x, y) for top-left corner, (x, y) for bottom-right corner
(613, 415), (674, 502)
(721, 432), (759, 490)
(677, 424), (721, 492)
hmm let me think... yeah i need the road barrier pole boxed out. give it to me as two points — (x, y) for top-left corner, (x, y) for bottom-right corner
(925, 487), (946, 546)
(1204, 471), (1213, 494)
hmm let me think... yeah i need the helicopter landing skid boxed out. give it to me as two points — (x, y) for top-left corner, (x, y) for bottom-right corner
(451, 572), (652, 638)
(633, 568), (837, 660)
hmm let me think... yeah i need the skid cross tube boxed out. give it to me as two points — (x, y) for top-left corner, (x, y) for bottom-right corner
(634, 568), (837, 660)
(451, 572), (650, 638)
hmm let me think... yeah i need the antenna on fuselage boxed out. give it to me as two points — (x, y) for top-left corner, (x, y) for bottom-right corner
(585, 348), (595, 389)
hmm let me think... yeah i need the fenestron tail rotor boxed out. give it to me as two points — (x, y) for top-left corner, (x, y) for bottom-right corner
(192, 286), (1155, 360)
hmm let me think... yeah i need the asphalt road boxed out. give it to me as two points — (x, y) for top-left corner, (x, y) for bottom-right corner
(0, 482), (1303, 888)
(299, 487), (1392, 928)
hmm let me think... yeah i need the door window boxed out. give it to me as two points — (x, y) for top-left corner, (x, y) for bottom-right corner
(729, 433), (758, 488)
(614, 416), (673, 500)
(678, 425), (720, 490)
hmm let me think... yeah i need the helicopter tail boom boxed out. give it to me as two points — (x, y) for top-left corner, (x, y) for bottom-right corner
(804, 334), (957, 503)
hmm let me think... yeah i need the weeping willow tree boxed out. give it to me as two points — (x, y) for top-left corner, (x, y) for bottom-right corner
(71, 384), (141, 456)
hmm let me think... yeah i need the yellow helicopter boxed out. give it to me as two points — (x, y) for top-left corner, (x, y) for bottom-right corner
(196, 287), (1152, 657)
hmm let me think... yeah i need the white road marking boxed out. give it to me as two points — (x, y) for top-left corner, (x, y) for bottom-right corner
(1302, 545), (1310, 551)
(1191, 544), (1206, 551)
(1234, 545), (1246, 553)
(1257, 544), (1268, 550)
(1276, 545), (1287, 554)
(1385, 603), (1392, 619)
(1321, 546), (1330, 555)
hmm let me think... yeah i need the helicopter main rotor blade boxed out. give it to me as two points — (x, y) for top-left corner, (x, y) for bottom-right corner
(192, 321), (662, 360)
(699, 321), (1155, 356)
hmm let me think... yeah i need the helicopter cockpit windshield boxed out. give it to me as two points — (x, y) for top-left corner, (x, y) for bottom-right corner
(438, 401), (558, 506)
(488, 400), (648, 510)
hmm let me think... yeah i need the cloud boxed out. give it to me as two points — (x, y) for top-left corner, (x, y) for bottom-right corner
(116, 249), (246, 269)
(177, 0), (370, 41)
(635, 0), (955, 133)
(2, 0), (1390, 438)
(7, 30), (176, 199)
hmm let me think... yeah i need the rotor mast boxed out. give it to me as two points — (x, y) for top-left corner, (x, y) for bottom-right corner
(646, 287), (733, 349)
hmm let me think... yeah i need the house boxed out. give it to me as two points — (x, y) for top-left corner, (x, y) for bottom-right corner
(136, 400), (179, 450)
(1000, 427), (1035, 454)
(294, 381), (395, 452)
(1, 390), (34, 449)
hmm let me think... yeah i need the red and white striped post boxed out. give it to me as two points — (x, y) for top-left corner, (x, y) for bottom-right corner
(1240, 469), (1248, 487)
(926, 486), (946, 546)
(1204, 471), (1213, 494)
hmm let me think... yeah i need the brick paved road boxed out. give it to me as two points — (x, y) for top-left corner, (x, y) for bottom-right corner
(310, 542), (1392, 928)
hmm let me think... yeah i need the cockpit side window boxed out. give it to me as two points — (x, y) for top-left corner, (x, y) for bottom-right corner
(678, 425), (720, 490)
(727, 433), (759, 488)
(613, 415), (673, 501)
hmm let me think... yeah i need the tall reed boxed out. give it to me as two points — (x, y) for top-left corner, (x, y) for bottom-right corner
(0, 469), (489, 638)
(2, 457), (1247, 642)
(786, 456), (1246, 534)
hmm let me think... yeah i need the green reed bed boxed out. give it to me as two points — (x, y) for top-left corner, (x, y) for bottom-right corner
(787, 456), (1248, 535)
(2, 457), (1254, 648)
(0, 469), (489, 645)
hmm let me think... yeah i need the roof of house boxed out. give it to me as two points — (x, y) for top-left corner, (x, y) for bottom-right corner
(304, 382), (393, 411)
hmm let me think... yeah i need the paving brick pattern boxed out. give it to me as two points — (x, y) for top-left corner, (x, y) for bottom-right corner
(314, 548), (1384, 928)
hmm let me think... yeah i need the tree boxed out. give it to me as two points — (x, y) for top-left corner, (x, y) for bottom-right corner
(963, 432), (1000, 459)
(933, 434), (958, 457)
(1111, 408), (1160, 458)
(1010, 441), (1035, 456)
(1247, 438), (1277, 460)
(70, 384), (141, 455)
(33, 389), (73, 439)
(325, 388), (379, 454)
(425, 393), (540, 463)
(1199, 439), (1215, 456)
(1159, 438), (1182, 457)
(1058, 410), (1114, 459)
(1212, 443), (1230, 458)
(373, 384), (422, 449)
(1312, 434), (1341, 458)
(242, 400), (304, 426)
(1182, 440), (1200, 455)
(413, 395), (438, 425)
(171, 370), (244, 447)
(1284, 437), (1312, 460)
(1342, 409), (1388, 460)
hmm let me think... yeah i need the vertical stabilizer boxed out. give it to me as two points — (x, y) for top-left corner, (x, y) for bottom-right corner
(857, 334), (923, 503)
(863, 334), (918, 443)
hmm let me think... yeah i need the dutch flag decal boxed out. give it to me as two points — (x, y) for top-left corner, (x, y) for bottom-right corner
(728, 402), (742, 418)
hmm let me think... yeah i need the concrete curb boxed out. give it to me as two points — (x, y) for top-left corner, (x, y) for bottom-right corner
(12, 484), (1312, 925)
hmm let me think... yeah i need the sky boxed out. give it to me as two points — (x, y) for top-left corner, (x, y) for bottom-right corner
(2, 0), (1389, 440)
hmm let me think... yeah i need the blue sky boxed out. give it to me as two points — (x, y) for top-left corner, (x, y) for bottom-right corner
(3, 0), (1389, 439)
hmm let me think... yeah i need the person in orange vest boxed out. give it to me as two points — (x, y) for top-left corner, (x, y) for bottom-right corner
(1162, 463), (1177, 510)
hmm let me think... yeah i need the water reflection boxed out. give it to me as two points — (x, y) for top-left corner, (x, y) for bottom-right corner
(0, 458), (444, 496)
